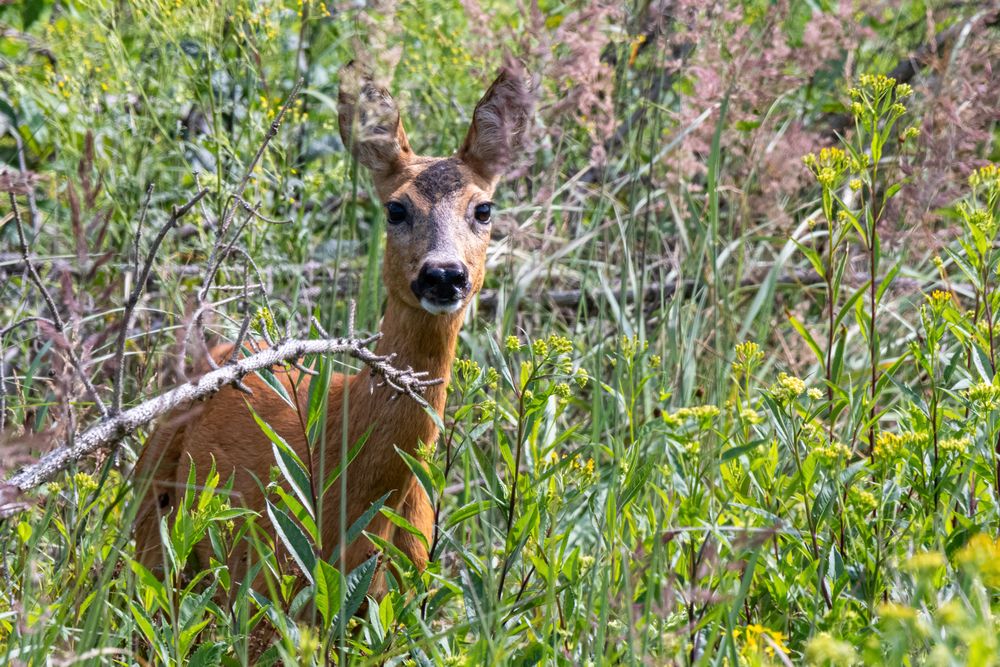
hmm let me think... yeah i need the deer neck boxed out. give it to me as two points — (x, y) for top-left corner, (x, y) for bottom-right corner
(361, 293), (463, 414)
(323, 294), (462, 502)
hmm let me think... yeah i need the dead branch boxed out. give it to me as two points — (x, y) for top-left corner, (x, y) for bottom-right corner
(2, 333), (441, 494)
(110, 186), (208, 414)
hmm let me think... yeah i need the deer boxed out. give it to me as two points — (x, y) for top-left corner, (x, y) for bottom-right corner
(132, 60), (533, 601)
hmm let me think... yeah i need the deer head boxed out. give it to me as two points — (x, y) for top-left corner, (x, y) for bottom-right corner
(338, 60), (533, 316)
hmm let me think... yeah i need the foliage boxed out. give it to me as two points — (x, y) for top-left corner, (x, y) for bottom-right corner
(2, 0), (1000, 665)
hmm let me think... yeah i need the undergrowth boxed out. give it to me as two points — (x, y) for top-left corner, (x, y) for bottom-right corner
(2, 1), (1000, 665)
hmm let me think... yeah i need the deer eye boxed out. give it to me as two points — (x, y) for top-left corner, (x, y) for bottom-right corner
(474, 202), (492, 224)
(385, 201), (407, 224)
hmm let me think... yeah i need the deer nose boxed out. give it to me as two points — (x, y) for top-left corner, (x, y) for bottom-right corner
(412, 261), (470, 303)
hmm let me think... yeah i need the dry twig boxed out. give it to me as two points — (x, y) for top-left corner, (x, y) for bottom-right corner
(2, 333), (440, 494)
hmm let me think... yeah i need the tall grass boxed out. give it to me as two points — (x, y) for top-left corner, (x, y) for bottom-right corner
(2, 1), (1000, 665)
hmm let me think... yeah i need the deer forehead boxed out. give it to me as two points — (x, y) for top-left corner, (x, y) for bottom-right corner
(380, 157), (492, 209)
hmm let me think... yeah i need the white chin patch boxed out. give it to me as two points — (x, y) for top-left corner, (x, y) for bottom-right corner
(420, 298), (464, 315)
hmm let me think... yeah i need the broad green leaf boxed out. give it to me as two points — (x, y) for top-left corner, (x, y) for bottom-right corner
(266, 500), (316, 583)
(313, 559), (344, 629)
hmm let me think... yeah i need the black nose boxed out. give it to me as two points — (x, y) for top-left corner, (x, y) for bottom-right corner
(412, 261), (470, 302)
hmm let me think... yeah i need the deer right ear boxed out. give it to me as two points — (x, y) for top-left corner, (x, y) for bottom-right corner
(458, 60), (534, 184)
(338, 61), (413, 175)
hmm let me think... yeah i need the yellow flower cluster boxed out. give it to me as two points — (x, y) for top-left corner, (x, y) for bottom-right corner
(939, 436), (970, 454)
(903, 550), (946, 576)
(957, 533), (1000, 587)
(733, 624), (789, 659)
(804, 632), (857, 666)
(770, 372), (806, 403)
(485, 367), (499, 390)
(856, 73), (897, 95)
(815, 441), (851, 463)
(975, 319), (1000, 341)
(926, 290), (952, 306)
(964, 380), (1000, 411)
(570, 456), (597, 484)
(850, 487), (878, 513)
(663, 404), (721, 427)
(875, 430), (928, 459)
(416, 439), (437, 462)
(968, 164), (1000, 188)
(958, 203), (995, 237)
(802, 147), (849, 187)
(732, 341), (763, 375)
(739, 408), (763, 425)
(74, 472), (99, 495)
(454, 357), (482, 385)
(528, 334), (574, 359)
(619, 334), (648, 362)
(478, 399), (497, 421)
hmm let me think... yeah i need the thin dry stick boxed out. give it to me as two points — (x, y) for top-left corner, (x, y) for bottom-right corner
(111, 186), (208, 414)
(4, 334), (441, 492)
(11, 120), (42, 233)
(8, 193), (108, 417)
(186, 80), (301, 373)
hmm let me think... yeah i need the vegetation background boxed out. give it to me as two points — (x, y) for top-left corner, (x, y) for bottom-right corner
(1, 0), (1000, 664)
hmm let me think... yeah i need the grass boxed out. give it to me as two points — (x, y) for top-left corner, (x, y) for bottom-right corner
(2, 0), (1000, 665)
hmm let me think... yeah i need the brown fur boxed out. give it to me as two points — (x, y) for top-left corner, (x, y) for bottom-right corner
(132, 61), (534, 607)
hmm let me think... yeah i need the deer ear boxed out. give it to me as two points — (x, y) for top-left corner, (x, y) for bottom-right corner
(458, 60), (534, 183)
(338, 61), (413, 175)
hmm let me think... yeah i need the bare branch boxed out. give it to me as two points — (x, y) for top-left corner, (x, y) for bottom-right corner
(0, 315), (57, 338)
(111, 187), (208, 414)
(234, 196), (293, 225)
(9, 101), (44, 232)
(3, 334), (441, 493)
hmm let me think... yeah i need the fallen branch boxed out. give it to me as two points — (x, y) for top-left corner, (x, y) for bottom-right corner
(2, 334), (441, 494)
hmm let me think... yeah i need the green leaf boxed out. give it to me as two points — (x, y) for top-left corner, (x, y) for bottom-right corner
(188, 643), (226, 667)
(395, 446), (443, 498)
(329, 491), (392, 565)
(322, 427), (372, 496)
(266, 500), (316, 583)
(333, 555), (378, 633)
(128, 601), (160, 658)
(788, 314), (824, 366)
(379, 506), (429, 551)
(445, 500), (493, 528)
(875, 260), (901, 304)
(248, 404), (314, 518)
(313, 559), (344, 629)
(794, 239), (827, 279)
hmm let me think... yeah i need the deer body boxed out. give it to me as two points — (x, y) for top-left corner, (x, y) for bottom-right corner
(133, 61), (532, 596)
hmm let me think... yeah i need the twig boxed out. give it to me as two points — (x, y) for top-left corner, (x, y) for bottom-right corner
(0, 315), (57, 338)
(110, 187), (208, 414)
(3, 334), (441, 493)
(8, 193), (108, 416)
(8, 109), (43, 233)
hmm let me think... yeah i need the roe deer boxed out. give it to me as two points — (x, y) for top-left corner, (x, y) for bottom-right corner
(133, 60), (532, 596)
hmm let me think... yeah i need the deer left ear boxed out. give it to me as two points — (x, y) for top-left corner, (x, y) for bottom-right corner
(338, 61), (413, 176)
(458, 60), (534, 184)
